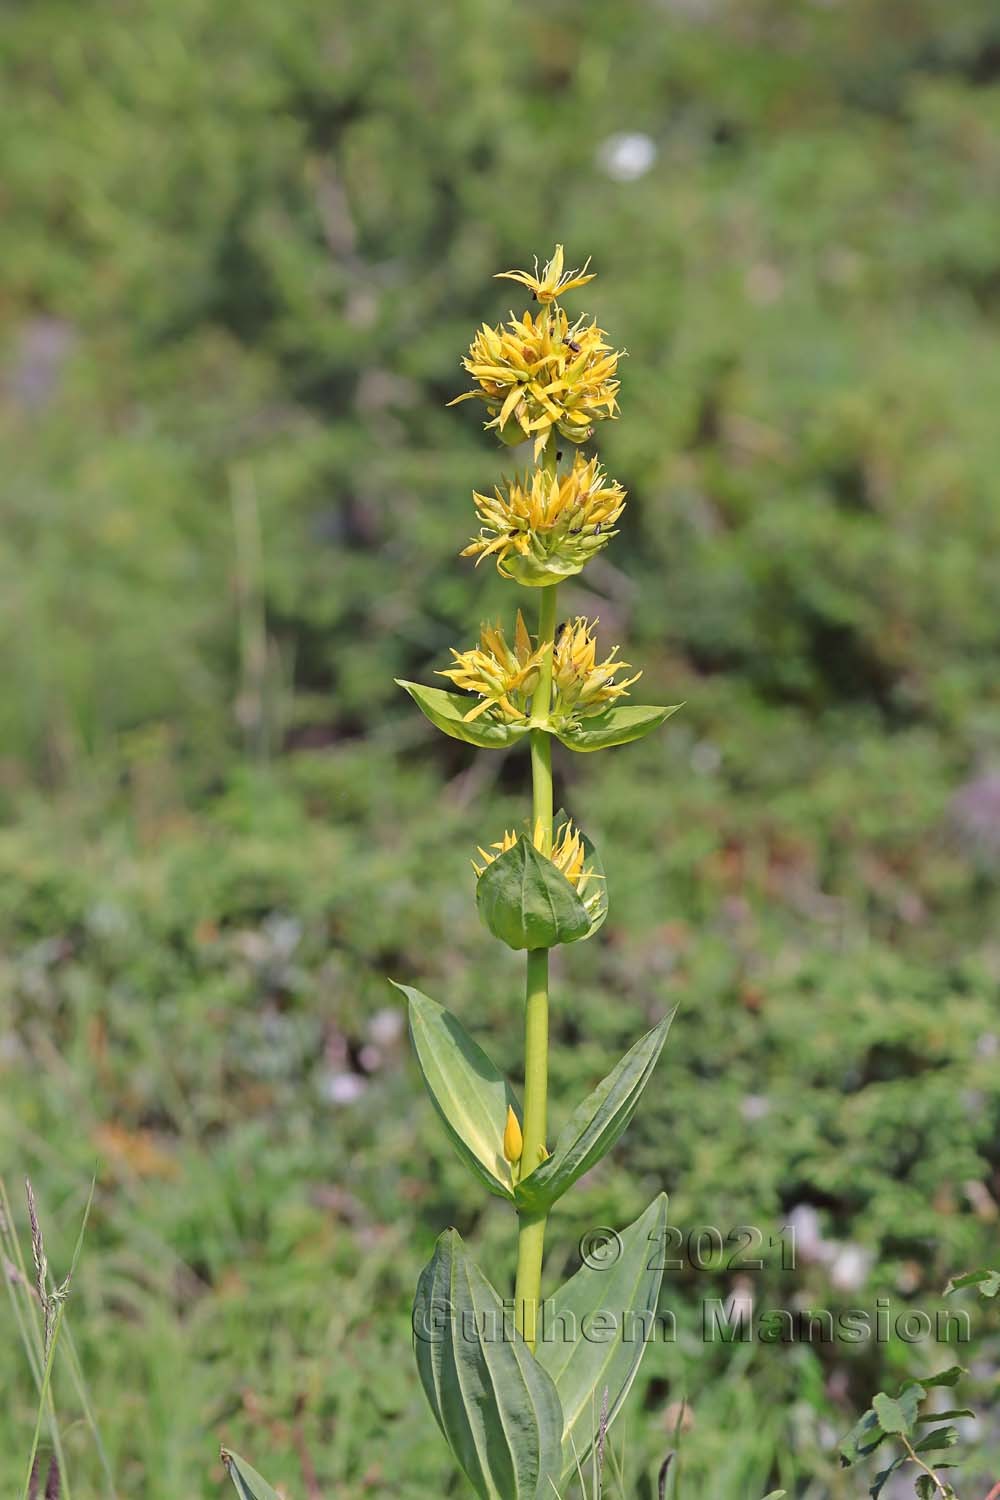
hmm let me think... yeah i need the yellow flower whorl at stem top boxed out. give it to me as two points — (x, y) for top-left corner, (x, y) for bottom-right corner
(473, 817), (602, 918)
(461, 453), (626, 587)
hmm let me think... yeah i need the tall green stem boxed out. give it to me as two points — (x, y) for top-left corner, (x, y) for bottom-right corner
(514, 946), (549, 1350)
(515, 444), (559, 1348)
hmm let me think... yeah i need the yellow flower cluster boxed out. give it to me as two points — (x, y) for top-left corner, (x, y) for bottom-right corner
(435, 247), (651, 745)
(551, 618), (640, 721)
(461, 453), (626, 587)
(449, 303), (621, 461)
(440, 613), (639, 729)
(473, 817), (602, 917)
(437, 613), (547, 723)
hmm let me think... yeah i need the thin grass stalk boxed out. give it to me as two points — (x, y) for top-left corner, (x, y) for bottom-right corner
(1, 1178), (68, 1486)
(18, 1180), (94, 1500)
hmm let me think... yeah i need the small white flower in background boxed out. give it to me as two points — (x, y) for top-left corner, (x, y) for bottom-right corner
(787, 1203), (826, 1263)
(323, 1072), (368, 1106)
(828, 1242), (873, 1293)
(740, 1093), (771, 1122)
(788, 1205), (873, 1291)
(597, 132), (658, 183)
(369, 1006), (405, 1048)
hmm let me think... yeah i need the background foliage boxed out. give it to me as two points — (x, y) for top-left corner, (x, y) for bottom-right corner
(2, 0), (1000, 1494)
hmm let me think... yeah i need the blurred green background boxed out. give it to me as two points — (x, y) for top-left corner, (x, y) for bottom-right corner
(2, 1), (1000, 1495)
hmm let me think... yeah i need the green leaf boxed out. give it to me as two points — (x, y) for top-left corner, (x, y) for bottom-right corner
(920, 1366), (965, 1389)
(535, 1194), (669, 1485)
(554, 704), (682, 753)
(396, 681), (531, 750)
(869, 1456), (904, 1498)
(915, 1475), (959, 1500)
(945, 1266), (1000, 1297)
(515, 1014), (675, 1213)
(221, 1450), (282, 1500)
(914, 1425), (959, 1454)
(873, 1387), (922, 1435)
(396, 983), (518, 1200)
(413, 1229), (564, 1500)
(917, 1409), (973, 1422)
(476, 836), (591, 950)
(839, 1407), (887, 1466)
(499, 550), (588, 587)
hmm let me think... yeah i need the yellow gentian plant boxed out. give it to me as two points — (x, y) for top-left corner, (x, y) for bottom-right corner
(395, 247), (681, 1499)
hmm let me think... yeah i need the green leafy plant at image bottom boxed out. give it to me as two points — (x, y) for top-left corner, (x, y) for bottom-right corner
(832, 1268), (1000, 1500)
(839, 1366), (974, 1500)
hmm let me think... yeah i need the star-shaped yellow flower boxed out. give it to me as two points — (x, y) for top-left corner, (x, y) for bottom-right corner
(495, 244), (596, 305)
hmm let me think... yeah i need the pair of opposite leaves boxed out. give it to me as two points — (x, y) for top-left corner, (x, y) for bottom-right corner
(397, 679), (681, 755)
(398, 984), (674, 1213)
(400, 990), (675, 1497)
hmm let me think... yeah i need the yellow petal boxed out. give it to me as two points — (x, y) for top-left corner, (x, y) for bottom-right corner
(497, 383), (525, 429)
(515, 609), (532, 663)
(495, 269), (541, 293)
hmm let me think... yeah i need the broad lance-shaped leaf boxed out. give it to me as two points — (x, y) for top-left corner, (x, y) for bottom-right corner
(515, 1013), (675, 1214)
(221, 1451), (283, 1500)
(477, 836), (590, 951)
(396, 680), (532, 751)
(396, 983), (519, 1201)
(413, 1229), (564, 1500)
(554, 703), (682, 753)
(535, 1194), (669, 1485)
